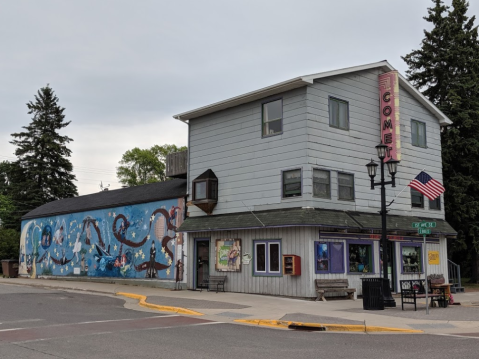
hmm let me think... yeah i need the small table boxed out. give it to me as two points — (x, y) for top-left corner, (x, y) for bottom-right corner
(431, 283), (451, 307)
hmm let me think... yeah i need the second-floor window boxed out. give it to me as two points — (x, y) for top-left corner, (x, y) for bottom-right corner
(313, 169), (330, 198)
(411, 188), (424, 208)
(329, 97), (349, 130)
(411, 120), (426, 147)
(430, 196), (441, 210)
(262, 99), (282, 136)
(338, 173), (354, 200)
(283, 169), (301, 198)
(194, 181), (207, 200)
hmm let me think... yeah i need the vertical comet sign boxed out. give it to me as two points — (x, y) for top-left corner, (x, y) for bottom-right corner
(378, 71), (401, 161)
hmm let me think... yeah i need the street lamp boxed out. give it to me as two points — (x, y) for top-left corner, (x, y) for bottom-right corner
(365, 142), (400, 308)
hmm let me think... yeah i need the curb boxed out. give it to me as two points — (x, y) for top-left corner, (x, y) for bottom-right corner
(234, 319), (423, 333)
(116, 292), (204, 316)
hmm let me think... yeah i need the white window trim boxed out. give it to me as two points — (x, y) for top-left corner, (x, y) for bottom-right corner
(268, 242), (281, 274)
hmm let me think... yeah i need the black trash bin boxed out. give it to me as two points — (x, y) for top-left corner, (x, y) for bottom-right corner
(1, 259), (19, 278)
(361, 277), (384, 310)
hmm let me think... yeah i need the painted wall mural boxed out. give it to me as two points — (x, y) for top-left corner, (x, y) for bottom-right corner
(19, 198), (184, 280)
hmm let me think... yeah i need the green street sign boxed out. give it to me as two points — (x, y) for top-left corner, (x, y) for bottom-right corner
(418, 228), (432, 235)
(412, 222), (436, 229)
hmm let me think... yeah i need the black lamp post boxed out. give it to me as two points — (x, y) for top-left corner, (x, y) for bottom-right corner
(365, 143), (400, 308)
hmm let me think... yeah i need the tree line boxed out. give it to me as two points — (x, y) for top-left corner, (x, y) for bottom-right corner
(0, 85), (185, 261)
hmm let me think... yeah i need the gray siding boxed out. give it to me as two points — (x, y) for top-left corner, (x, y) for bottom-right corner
(187, 227), (448, 297)
(187, 68), (445, 220)
(188, 87), (308, 217)
(303, 68), (444, 218)
(188, 227), (315, 297)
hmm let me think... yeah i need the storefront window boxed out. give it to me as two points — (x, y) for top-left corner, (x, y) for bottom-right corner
(254, 240), (281, 276)
(315, 241), (344, 274)
(401, 245), (422, 273)
(348, 242), (373, 273)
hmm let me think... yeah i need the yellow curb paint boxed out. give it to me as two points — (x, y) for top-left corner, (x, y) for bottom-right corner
(116, 292), (203, 316)
(234, 319), (423, 333)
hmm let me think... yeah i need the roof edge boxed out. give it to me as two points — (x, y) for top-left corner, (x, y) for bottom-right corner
(21, 193), (185, 221)
(173, 60), (452, 126)
(173, 77), (312, 122)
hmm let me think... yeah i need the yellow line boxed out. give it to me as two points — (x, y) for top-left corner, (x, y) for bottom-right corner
(234, 319), (423, 333)
(116, 292), (204, 316)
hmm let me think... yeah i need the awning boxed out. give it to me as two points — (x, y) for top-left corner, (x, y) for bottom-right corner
(178, 207), (456, 235)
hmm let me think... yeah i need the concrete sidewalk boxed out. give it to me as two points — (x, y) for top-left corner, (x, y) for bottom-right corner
(1, 277), (479, 335)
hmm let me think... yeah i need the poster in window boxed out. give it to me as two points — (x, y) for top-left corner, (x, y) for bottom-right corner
(216, 239), (241, 272)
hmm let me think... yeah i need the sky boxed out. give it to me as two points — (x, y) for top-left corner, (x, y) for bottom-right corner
(1, 0), (478, 196)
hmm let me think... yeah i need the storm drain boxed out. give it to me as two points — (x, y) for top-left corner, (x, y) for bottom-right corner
(288, 324), (326, 331)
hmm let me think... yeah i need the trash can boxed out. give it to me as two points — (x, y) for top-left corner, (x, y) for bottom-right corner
(361, 277), (384, 310)
(1, 259), (19, 278)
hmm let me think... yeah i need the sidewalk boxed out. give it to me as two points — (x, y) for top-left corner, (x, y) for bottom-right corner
(1, 277), (479, 335)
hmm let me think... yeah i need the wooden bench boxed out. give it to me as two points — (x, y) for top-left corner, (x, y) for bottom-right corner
(400, 279), (447, 311)
(315, 279), (356, 301)
(201, 275), (227, 293)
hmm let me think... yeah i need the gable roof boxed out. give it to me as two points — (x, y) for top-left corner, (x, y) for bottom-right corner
(173, 60), (452, 126)
(22, 179), (187, 220)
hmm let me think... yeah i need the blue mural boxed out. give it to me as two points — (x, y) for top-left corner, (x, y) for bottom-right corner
(19, 198), (184, 280)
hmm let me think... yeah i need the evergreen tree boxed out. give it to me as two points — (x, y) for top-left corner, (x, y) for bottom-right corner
(8, 85), (78, 227)
(402, 0), (479, 282)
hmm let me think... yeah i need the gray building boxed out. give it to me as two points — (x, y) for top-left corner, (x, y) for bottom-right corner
(172, 61), (456, 298)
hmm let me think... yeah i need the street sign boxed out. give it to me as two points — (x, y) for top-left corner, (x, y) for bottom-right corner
(418, 228), (431, 235)
(412, 222), (436, 228)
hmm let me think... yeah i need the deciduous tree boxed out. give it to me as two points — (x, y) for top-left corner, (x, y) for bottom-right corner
(116, 144), (187, 186)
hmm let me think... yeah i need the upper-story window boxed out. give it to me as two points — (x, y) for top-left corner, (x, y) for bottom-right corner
(282, 169), (301, 198)
(313, 169), (331, 198)
(192, 169), (218, 215)
(338, 172), (354, 200)
(429, 196), (441, 210)
(262, 99), (282, 136)
(194, 181), (207, 200)
(411, 120), (426, 148)
(411, 188), (424, 208)
(329, 97), (349, 130)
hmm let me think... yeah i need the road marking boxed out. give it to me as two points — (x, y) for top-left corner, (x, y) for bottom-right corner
(434, 333), (479, 340)
(76, 314), (178, 325)
(0, 319), (44, 325)
(0, 315), (213, 343)
(0, 315), (177, 333)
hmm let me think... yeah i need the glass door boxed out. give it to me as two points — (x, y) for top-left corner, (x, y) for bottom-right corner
(195, 239), (210, 290)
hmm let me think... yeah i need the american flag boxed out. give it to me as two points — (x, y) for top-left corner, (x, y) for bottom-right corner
(408, 171), (445, 200)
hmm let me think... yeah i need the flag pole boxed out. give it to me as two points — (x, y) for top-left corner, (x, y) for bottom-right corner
(387, 168), (426, 207)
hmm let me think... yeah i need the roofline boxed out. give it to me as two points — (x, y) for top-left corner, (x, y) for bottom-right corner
(21, 194), (182, 221)
(173, 60), (452, 126)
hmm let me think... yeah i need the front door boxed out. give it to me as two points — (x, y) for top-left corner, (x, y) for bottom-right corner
(194, 239), (210, 289)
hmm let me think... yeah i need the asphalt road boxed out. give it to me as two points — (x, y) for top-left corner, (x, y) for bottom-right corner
(0, 284), (477, 359)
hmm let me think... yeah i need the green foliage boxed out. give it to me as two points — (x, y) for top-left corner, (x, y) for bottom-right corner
(4, 85), (78, 229)
(0, 228), (20, 261)
(116, 144), (187, 186)
(402, 0), (479, 281)
(0, 193), (16, 229)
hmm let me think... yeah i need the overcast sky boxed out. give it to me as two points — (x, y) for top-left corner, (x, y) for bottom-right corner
(1, 0), (477, 196)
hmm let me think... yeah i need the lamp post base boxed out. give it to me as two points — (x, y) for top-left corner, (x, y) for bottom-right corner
(382, 278), (396, 308)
